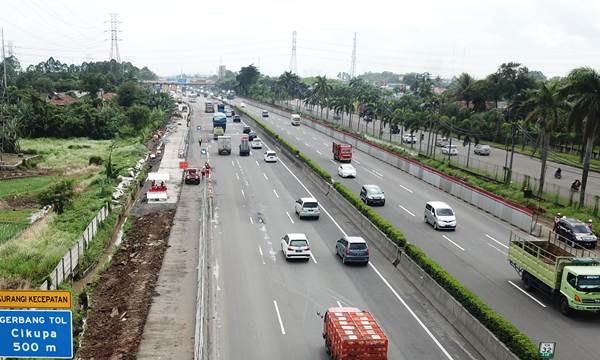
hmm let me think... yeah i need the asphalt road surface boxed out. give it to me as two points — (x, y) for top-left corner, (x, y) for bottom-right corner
(193, 97), (482, 360)
(234, 98), (600, 360)
(283, 101), (600, 199)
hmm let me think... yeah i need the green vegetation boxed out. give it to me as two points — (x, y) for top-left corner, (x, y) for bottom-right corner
(239, 107), (538, 359)
(221, 62), (600, 210)
(0, 176), (56, 199)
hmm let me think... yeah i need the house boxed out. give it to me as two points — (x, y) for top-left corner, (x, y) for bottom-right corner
(101, 92), (117, 101)
(47, 92), (77, 106)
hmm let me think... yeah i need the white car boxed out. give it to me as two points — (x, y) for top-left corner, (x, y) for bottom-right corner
(240, 102), (246, 108)
(291, 114), (301, 126)
(251, 138), (263, 149)
(262, 110), (269, 118)
(424, 201), (457, 230)
(474, 144), (491, 156)
(441, 144), (458, 156)
(294, 197), (320, 219)
(338, 164), (356, 178)
(281, 233), (311, 261)
(264, 150), (278, 162)
(402, 134), (417, 144)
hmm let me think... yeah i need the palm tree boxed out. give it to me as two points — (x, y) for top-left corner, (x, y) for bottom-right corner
(460, 115), (482, 168)
(521, 81), (564, 195)
(451, 73), (475, 108)
(560, 67), (600, 206)
(312, 76), (332, 118)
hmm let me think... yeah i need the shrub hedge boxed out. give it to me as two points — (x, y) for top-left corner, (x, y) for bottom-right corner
(235, 106), (538, 359)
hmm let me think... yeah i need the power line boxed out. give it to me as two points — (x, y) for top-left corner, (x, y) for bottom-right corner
(289, 30), (297, 74)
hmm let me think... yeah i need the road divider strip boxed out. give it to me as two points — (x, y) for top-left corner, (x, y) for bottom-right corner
(236, 105), (538, 360)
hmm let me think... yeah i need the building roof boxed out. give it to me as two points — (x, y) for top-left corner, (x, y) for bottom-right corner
(101, 92), (117, 101)
(47, 92), (76, 106)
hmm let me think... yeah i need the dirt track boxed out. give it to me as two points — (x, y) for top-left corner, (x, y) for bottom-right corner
(78, 210), (175, 360)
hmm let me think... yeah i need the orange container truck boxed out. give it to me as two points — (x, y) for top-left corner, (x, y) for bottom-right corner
(323, 307), (388, 360)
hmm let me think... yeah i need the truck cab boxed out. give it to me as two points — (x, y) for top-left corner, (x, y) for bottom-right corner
(559, 262), (600, 313)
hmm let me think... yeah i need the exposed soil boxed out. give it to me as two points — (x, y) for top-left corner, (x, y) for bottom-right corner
(78, 209), (175, 360)
(4, 193), (40, 208)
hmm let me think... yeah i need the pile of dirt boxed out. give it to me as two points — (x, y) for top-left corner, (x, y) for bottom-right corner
(78, 209), (175, 360)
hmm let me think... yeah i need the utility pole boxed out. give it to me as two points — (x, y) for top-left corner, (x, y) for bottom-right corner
(1, 27), (7, 97)
(350, 32), (356, 78)
(107, 13), (121, 62)
(289, 30), (297, 74)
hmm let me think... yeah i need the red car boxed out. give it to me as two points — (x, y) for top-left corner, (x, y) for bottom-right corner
(184, 168), (200, 185)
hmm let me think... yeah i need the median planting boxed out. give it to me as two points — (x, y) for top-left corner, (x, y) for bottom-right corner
(236, 106), (538, 360)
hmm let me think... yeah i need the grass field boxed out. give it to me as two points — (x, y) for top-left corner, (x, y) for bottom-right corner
(0, 137), (147, 286)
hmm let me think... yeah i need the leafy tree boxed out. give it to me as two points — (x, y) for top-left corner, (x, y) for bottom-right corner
(450, 73), (475, 108)
(39, 179), (75, 214)
(117, 81), (140, 107)
(126, 105), (151, 130)
(80, 73), (107, 97)
(236, 65), (260, 95)
(560, 67), (600, 206)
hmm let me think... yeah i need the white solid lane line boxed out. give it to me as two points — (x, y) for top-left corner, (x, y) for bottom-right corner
(273, 189), (280, 198)
(286, 211), (295, 224)
(369, 263), (455, 360)
(487, 242), (507, 255)
(336, 300), (343, 307)
(508, 281), (547, 308)
(263, 173), (269, 180)
(241, 189), (245, 198)
(442, 235), (465, 251)
(250, 217), (254, 224)
(273, 300), (286, 335)
(485, 234), (508, 249)
(398, 204), (416, 217)
(310, 253), (318, 264)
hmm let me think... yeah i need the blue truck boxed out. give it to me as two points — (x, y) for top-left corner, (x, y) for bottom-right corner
(213, 112), (227, 131)
(217, 103), (225, 113)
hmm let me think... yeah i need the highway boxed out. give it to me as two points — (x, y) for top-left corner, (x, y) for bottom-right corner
(279, 101), (600, 199)
(233, 98), (600, 360)
(191, 98), (482, 360)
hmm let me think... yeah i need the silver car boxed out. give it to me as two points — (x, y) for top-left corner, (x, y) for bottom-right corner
(474, 144), (491, 156)
(294, 197), (320, 219)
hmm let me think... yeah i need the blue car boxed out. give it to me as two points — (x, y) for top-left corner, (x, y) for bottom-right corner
(336, 236), (369, 265)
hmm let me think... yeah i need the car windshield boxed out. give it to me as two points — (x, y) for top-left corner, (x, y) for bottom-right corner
(349, 243), (367, 250)
(576, 275), (600, 292)
(437, 208), (454, 216)
(342, 165), (353, 170)
(290, 239), (308, 247)
(187, 169), (197, 175)
(303, 202), (318, 208)
(572, 224), (592, 234)
(367, 188), (382, 195)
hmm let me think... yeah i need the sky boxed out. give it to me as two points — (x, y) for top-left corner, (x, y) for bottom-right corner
(1, 0), (600, 79)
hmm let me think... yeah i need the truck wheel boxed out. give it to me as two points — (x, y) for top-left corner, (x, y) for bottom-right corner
(560, 296), (572, 316)
(522, 272), (532, 291)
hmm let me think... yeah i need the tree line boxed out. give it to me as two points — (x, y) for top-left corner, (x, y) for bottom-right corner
(218, 63), (600, 207)
(0, 56), (174, 153)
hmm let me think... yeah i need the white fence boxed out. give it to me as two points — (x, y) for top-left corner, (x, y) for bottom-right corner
(40, 205), (110, 290)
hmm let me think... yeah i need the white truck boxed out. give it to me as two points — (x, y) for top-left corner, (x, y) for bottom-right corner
(291, 113), (301, 126)
(218, 135), (232, 155)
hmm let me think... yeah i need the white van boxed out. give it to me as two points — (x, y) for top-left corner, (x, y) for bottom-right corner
(424, 201), (456, 230)
(291, 114), (301, 126)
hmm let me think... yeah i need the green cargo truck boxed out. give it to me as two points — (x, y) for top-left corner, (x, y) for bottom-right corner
(508, 232), (600, 315)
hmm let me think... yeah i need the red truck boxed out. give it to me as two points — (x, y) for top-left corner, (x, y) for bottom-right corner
(333, 142), (352, 162)
(323, 307), (388, 360)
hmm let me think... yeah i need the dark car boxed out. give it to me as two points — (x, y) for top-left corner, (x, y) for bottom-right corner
(242, 126), (251, 134)
(248, 131), (257, 141)
(336, 236), (369, 265)
(555, 217), (597, 249)
(184, 168), (200, 185)
(360, 184), (385, 206)
(233, 115), (241, 123)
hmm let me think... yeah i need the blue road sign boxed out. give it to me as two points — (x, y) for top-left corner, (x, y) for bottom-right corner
(0, 309), (72, 358)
